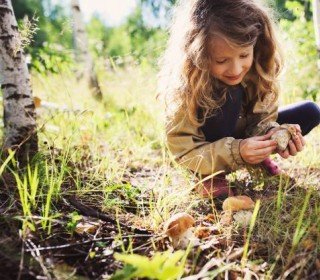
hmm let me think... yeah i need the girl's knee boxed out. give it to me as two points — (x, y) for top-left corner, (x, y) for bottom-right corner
(304, 101), (320, 124)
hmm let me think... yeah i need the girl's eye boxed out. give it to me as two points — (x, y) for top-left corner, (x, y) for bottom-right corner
(240, 54), (249, 59)
(216, 60), (227, 64)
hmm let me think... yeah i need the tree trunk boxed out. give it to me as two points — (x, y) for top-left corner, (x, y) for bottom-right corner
(0, 0), (38, 165)
(71, 0), (103, 100)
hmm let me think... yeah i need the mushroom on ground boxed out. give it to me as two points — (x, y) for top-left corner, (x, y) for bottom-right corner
(164, 212), (198, 249)
(233, 210), (253, 226)
(221, 196), (255, 226)
(222, 195), (255, 212)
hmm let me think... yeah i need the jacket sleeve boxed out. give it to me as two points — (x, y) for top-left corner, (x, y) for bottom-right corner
(245, 92), (280, 137)
(165, 106), (245, 176)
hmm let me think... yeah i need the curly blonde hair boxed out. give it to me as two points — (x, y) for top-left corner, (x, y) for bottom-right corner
(158, 0), (283, 126)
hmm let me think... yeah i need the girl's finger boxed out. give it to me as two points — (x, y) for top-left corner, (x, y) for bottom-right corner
(288, 140), (297, 156)
(299, 133), (306, 146)
(294, 124), (302, 133)
(253, 145), (277, 156)
(253, 129), (277, 141)
(278, 149), (290, 159)
(253, 139), (277, 149)
(292, 134), (303, 152)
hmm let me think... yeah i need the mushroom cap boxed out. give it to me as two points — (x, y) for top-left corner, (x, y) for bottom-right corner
(271, 124), (297, 151)
(164, 212), (195, 238)
(222, 195), (255, 212)
(271, 129), (291, 151)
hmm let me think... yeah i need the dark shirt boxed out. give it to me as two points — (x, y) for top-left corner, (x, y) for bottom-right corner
(200, 85), (245, 142)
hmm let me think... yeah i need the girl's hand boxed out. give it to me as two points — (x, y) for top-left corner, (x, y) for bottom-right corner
(276, 125), (305, 158)
(239, 131), (278, 164)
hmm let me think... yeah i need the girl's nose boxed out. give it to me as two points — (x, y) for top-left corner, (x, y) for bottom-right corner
(229, 61), (242, 75)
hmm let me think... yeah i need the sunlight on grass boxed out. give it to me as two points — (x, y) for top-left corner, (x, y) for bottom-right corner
(1, 29), (318, 277)
(27, 60), (320, 277)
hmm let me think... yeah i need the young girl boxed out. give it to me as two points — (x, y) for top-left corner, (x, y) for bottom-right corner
(158, 0), (320, 198)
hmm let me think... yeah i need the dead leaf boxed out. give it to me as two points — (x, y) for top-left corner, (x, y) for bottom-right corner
(33, 96), (42, 108)
(220, 211), (233, 226)
(81, 131), (93, 145)
(194, 226), (211, 239)
(301, 239), (315, 251)
(204, 213), (217, 223)
(75, 220), (100, 235)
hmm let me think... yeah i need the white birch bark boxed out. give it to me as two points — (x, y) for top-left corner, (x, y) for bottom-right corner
(313, 0), (320, 69)
(0, 0), (38, 164)
(71, 0), (102, 100)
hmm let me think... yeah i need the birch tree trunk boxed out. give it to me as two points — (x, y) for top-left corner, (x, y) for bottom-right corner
(313, 0), (320, 70)
(0, 0), (38, 165)
(71, 0), (102, 100)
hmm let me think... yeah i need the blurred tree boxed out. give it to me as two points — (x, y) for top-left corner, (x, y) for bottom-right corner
(71, 0), (102, 100)
(86, 16), (112, 58)
(140, 0), (176, 16)
(0, 0), (38, 165)
(140, 0), (177, 15)
(125, 7), (156, 58)
(313, 0), (320, 70)
(140, 0), (176, 27)
(11, 0), (73, 72)
(273, 0), (313, 21)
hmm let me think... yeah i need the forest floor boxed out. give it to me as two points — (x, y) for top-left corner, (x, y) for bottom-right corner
(0, 66), (320, 279)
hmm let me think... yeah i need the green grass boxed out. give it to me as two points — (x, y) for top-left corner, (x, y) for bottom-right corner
(1, 21), (320, 279)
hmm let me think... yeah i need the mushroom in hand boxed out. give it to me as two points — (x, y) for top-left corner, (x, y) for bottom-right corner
(271, 124), (298, 151)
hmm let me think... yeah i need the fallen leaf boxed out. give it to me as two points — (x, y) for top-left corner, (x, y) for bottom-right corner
(301, 239), (315, 251)
(220, 211), (233, 226)
(194, 226), (211, 239)
(81, 131), (93, 145)
(33, 96), (42, 108)
(75, 220), (100, 235)
(204, 213), (217, 223)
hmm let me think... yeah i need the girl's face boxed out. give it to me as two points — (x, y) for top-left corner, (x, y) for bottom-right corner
(209, 36), (254, 86)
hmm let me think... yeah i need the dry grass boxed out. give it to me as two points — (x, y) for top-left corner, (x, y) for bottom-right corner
(0, 49), (319, 278)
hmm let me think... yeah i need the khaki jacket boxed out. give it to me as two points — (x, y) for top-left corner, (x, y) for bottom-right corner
(165, 83), (280, 176)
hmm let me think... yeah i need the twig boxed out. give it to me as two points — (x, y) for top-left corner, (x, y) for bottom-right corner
(17, 240), (24, 280)
(281, 257), (309, 279)
(84, 223), (101, 262)
(181, 257), (225, 280)
(25, 239), (52, 280)
(66, 196), (151, 234)
(227, 247), (245, 261)
(25, 234), (153, 253)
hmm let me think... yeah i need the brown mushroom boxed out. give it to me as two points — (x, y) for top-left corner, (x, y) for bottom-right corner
(271, 124), (297, 151)
(164, 212), (197, 249)
(222, 195), (255, 212)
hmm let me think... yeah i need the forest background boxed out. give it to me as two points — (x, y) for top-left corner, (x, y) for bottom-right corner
(1, 0), (320, 279)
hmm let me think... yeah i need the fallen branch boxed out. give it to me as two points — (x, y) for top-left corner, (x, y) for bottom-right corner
(25, 234), (153, 253)
(66, 196), (151, 235)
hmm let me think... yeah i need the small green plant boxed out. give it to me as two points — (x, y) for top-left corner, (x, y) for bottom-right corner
(112, 250), (187, 280)
(0, 150), (15, 177)
(41, 158), (66, 234)
(291, 191), (312, 249)
(242, 199), (261, 267)
(13, 163), (40, 233)
(66, 211), (82, 233)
